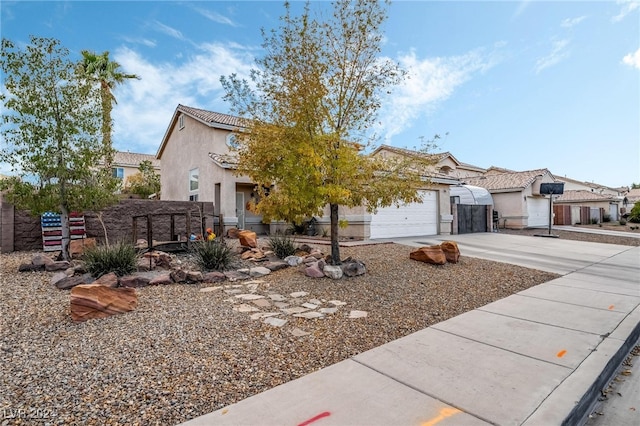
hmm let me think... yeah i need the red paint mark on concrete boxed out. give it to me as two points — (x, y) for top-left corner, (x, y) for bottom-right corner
(298, 411), (331, 426)
(608, 305), (615, 310)
(557, 350), (567, 358)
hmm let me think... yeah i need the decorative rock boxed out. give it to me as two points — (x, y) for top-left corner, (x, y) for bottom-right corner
(50, 272), (68, 286)
(273, 302), (289, 309)
(348, 310), (368, 319)
(170, 268), (188, 283)
(440, 241), (461, 263)
(19, 263), (44, 272)
(323, 265), (343, 280)
(202, 271), (226, 283)
(186, 270), (204, 282)
(301, 302), (318, 309)
(235, 294), (265, 300)
(294, 312), (325, 319)
(250, 312), (280, 320)
(55, 273), (94, 290)
(248, 267), (271, 278)
(289, 291), (309, 298)
(238, 230), (258, 248)
(93, 272), (119, 288)
(224, 270), (250, 281)
(32, 254), (54, 267)
(298, 244), (314, 253)
(252, 299), (272, 308)
(290, 328), (310, 337)
(199, 286), (222, 293)
(137, 257), (156, 272)
(268, 294), (287, 302)
(281, 306), (310, 315)
(319, 307), (338, 314)
(329, 300), (347, 306)
(227, 227), (240, 239)
(69, 238), (97, 259)
(264, 317), (288, 327)
(70, 284), (138, 322)
(46, 261), (71, 272)
(309, 249), (324, 260)
(341, 260), (366, 277)
(264, 261), (288, 271)
(305, 262), (325, 278)
(410, 246), (446, 265)
(119, 275), (151, 288)
(149, 273), (173, 286)
(284, 256), (304, 266)
(233, 304), (259, 313)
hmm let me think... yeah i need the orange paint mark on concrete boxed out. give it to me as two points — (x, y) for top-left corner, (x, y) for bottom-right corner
(422, 407), (461, 426)
(557, 350), (567, 358)
(608, 305), (615, 310)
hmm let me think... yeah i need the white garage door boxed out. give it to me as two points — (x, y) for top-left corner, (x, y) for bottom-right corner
(370, 190), (438, 239)
(527, 197), (549, 228)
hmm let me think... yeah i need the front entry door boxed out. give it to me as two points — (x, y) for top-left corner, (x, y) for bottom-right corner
(235, 192), (245, 229)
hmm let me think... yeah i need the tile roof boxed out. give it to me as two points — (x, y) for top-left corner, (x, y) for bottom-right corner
(555, 190), (616, 203)
(373, 145), (451, 161)
(208, 152), (238, 169)
(113, 151), (160, 169)
(625, 188), (640, 202)
(178, 104), (245, 128)
(464, 169), (550, 191)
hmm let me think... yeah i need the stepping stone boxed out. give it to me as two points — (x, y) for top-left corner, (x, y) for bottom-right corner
(233, 304), (259, 313)
(329, 300), (347, 306)
(309, 299), (322, 305)
(252, 299), (272, 308)
(293, 312), (325, 319)
(199, 286), (222, 293)
(246, 283), (260, 292)
(290, 291), (309, 298)
(244, 280), (265, 285)
(264, 317), (288, 327)
(281, 306), (310, 315)
(348, 310), (368, 318)
(235, 293), (265, 300)
(224, 289), (243, 295)
(302, 302), (318, 309)
(250, 312), (280, 320)
(291, 328), (310, 337)
(319, 307), (338, 314)
(273, 302), (289, 309)
(268, 294), (287, 302)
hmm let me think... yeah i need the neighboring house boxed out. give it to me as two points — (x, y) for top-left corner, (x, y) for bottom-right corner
(624, 188), (640, 207)
(553, 190), (620, 224)
(156, 105), (463, 238)
(464, 168), (556, 229)
(111, 151), (161, 186)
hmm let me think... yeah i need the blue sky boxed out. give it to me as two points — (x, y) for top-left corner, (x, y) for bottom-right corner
(1, 0), (639, 188)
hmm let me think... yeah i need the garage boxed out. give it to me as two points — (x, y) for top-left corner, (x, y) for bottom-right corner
(369, 190), (438, 238)
(527, 197), (549, 228)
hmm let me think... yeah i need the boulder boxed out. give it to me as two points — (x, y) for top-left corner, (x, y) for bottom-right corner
(70, 284), (138, 322)
(440, 241), (461, 263)
(119, 274), (151, 288)
(93, 272), (119, 288)
(18, 263), (44, 272)
(284, 256), (304, 266)
(410, 246), (446, 265)
(227, 227), (240, 239)
(69, 238), (97, 259)
(50, 272), (67, 286)
(264, 261), (288, 271)
(202, 271), (226, 283)
(46, 261), (71, 272)
(305, 262), (325, 278)
(170, 268), (188, 283)
(224, 270), (251, 281)
(137, 257), (156, 272)
(309, 249), (325, 259)
(55, 273), (94, 290)
(248, 266), (271, 278)
(341, 260), (366, 277)
(298, 244), (314, 253)
(186, 270), (204, 283)
(238, 230), (258, 248)
(149, 273), (173, 286)
(323, 265), (343, 280)
(32, 254), (54, 267)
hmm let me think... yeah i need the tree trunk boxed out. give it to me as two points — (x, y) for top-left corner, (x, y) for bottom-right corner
(60, 205), (71, 261)
(329, 203), (341, 265)
(97, 211), (109, 247)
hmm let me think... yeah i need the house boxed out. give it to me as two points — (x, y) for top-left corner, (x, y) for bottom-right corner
(156, 105), (463, 238)
(464, 168), (556, 229)
(111, 151), (161, 185)
(552, 175), (624, 223)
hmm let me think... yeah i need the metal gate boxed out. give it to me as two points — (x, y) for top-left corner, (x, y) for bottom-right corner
(457, 204), (488, 234)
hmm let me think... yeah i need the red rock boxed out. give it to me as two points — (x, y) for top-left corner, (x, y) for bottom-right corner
(440, 241), (460, 263)
(19, 263), (44, 272)
(227, 228), (240, 239)
(92, 272), (119, 288)
(186, 270), (204, 282)
(202, 271), (226, 283)
(32, 254), (54, 267)
(70, 285), (138, 322)
(119, 275), (150, 288)
(238, 230), (258, 248)
(305, 262), (325, 278)
(149, 273), (173, 285)
(45, 261), (71, 272)
(69, 238), (97, 259)
(56, 274), (94, 290)
(410, 246), (446, 265)
(170, 268), (187, 283)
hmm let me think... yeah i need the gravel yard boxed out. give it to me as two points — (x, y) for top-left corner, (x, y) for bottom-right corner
(0, 234), (615, 426)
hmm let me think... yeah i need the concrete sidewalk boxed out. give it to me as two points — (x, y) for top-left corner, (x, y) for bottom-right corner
(180, 234), (640, 426)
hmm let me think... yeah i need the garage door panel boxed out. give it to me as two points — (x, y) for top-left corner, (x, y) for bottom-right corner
(527, 198), (549, 228)
(370, 190), (438, 238)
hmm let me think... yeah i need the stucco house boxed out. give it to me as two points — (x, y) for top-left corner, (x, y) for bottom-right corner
(156, 105), (464, 238)
(111, 151), (161, 187)
(552, 175), (623, 223)
(464, 168), (556, 229)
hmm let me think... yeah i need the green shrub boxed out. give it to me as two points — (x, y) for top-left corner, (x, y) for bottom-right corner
(268, 232), (298, 259)
(83, 241), (138, 277)
(590, 218), (599, 225)
(191, 240), (235, 271)
(629, 203), (640, 223)
(602, 214), (611, 223)
(619, 218), (627, 225)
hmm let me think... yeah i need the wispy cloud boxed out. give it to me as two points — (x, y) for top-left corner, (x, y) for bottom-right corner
(110, 43), (255, 154)
(193, 6), (238, 27)
(121, 36), (157, 48)
(622, 48), (640, 69)
(612, 0), (639, 22)
(561, 16), (587, 28)
(378, 47), (501, 142)
(535, 38), (570, 74)
(152, 20), (187, 41)
(512, 0), (531, 20)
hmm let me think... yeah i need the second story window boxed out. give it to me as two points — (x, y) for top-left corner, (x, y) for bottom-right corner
(179, 115), (185, 130)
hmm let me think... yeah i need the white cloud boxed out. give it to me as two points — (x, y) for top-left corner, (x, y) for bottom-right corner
(121, 36), (157, 48)
(561, 16), (587, 28)
(153, 20), (187, 41)
(378, 48), (499, 141)
(612, 0), (639, 22)
(110, 43), (255, 155)
(512, 0), (531, 20)
(193, 7), (238, 27)
(622, 48), (640, 69)
(535, 38), (570, 74)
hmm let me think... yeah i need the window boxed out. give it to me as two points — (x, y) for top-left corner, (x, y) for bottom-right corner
(189, 194), (199, 201)
(189, 168), (199, 193)
(112, 167), (124, 179)
(179, 115), (185, 130)
(226, 133), (239, 149)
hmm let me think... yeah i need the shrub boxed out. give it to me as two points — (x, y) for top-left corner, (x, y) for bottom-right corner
(590, 218), (599, 225)
(190, 240), (235, 271)
(619, 218), (627, 225)
(83, 241), (138, 277)
(603, 214), (611, 223)
(268, 232), (298, 259)
(629, 203), (640, 223)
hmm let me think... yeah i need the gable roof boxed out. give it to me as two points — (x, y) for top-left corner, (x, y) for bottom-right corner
(156, 104), (244, 159)
(554, 175), (623, 194)
(464, 169), (552, 192)
(555, 190), (616, 203)
(372, 145), (458, 164)
(113, 151), (160, 169)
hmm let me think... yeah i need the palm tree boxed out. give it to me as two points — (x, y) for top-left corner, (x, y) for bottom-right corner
(78, 50), (139, 169)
